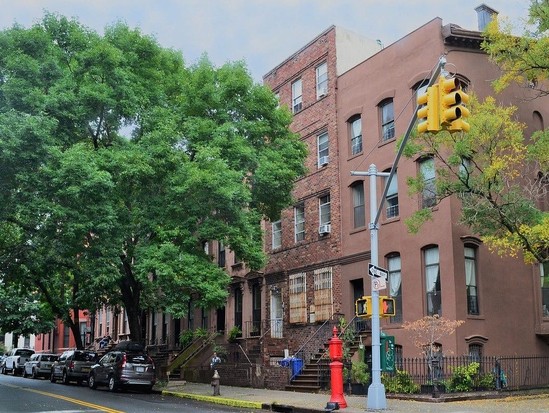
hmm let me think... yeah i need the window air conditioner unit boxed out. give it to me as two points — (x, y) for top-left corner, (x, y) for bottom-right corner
(319, 156), (329, 167)
(319, 224), (331, 235)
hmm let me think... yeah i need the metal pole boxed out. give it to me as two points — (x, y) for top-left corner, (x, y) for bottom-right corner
(351, 165), (389, 410)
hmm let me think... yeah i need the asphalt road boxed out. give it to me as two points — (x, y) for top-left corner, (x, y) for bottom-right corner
(0, 373), (252, 413)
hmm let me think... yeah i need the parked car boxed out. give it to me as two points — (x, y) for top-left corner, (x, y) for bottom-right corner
(88, 350), (156, 392)
(23, 353), (59, 379)
(1, 348), (35, 376)
(50, 350), (98, 385)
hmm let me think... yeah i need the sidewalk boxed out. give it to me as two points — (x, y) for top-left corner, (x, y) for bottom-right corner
(161, 380), (549, 413)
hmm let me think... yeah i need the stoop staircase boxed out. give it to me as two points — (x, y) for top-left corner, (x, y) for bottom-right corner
(285, 318), (371, 393)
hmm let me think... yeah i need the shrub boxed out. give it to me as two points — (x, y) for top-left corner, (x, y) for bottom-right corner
(351, 360), (370, 385)
(447, 362), (479, 392)
(382, 370), (420, 394)
(228, 326), (242, 342)
(179, 330), (194, 347)
(193, 327), (208, 339)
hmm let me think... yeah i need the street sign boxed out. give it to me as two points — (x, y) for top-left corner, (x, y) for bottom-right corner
(368, 263), (388, 279)
(372, 278), (386, 291)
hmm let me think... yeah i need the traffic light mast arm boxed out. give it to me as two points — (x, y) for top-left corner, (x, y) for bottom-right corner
(373, 56), (446, 226)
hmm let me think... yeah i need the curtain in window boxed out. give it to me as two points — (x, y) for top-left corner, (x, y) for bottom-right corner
(464, 247), (476, 287)
(425, 247), (440, 293)
(388, 256), (401, 297)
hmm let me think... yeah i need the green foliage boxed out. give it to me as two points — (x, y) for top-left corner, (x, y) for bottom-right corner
(0, 13), (307, 342)
(212, 344), (228, 361)
(406, 94), (548, 264)
(351, 360), (370, 385)
(446, 362), (479, 392)
(382, 370), (420, 394)
(193, 327), (209, 339)
(228, 326), (242, 342)
(476, 372), (496, 390)
(179, 330), (194, 347)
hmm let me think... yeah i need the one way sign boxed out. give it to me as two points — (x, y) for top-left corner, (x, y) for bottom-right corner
(368, 263), (388, 280)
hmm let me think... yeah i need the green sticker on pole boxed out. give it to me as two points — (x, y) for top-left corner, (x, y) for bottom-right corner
(380, 335), (395, 372)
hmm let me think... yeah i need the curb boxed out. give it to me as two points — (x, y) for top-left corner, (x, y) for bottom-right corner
(162, 390), (266, 410)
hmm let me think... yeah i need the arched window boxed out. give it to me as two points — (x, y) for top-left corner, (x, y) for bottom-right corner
(379, 99), (395, 141)
(387, 253), (402, 323)
(424, 246), (441, 316)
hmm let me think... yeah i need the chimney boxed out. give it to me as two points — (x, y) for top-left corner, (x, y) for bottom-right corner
(475, 4), (499, 31)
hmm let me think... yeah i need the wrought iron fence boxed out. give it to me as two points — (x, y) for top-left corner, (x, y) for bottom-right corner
(390, 355), (549, 391)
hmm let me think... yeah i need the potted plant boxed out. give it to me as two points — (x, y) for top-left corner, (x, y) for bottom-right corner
(350, 360), (370, 395)
(228, 326), (242, 343)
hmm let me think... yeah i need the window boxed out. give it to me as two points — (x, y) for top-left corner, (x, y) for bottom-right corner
(380, 99), (395, 141)
(542, 262), (549, 317)
(349, 116), (362, 155)
(465, 246), (479, 315)
(272, 220), (282, 249)
(385, 172), (399, 218)
(292, 79), (302, 113)
(317, 132), (329, 167)
(218, 241), (225, 268)
(294, 204), (305, 242)
(319, 194), (331, 226)
(289, 273), (307, 323)
(316, 62), (328, 98)
(387, 254), (402, 323)
(469, 343), (483, 361)
(351, 182), (365, 228)
(424, 246), (441, 316)
(313, 267), (333, 322)
(420, 157), (436, 208)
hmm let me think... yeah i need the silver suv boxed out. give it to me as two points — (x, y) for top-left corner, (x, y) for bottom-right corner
(88, 351), (156, 392)
(24, 353), (59, 379)
(2, 348), (35, 376)
(50, 350), (98, 385)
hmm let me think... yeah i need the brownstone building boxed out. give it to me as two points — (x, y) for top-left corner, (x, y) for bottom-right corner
(95, 5), (549, 390)
(260, 4), (549, 370)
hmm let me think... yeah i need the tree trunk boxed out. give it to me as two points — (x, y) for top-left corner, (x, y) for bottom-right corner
(68, 310), (84, 349)
(119, 256), (143, 344)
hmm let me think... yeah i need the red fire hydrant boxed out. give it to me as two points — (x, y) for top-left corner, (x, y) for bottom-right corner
(327, 326), (347, 409)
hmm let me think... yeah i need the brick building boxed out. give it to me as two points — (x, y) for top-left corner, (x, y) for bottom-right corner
(91, 6), (549, 390)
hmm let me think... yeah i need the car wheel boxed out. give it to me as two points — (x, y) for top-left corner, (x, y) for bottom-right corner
(62, 370), (70, 385)
(22, 369), (27, 378)
(88, 374), (97, 390)
(144, 385), (153, 394)
(108, 376), (118, 392)
(0, 366), (5, 375)
(32, 368), (38, 379)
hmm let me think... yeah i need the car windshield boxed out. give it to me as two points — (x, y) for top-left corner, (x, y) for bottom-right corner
(16, 350), (34, 357)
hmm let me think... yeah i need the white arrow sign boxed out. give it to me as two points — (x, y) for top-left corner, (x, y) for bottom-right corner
(369, 263), (388, 279)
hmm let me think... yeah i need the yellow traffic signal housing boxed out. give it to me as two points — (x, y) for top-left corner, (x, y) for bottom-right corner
(416, 85), (440, 133)
(355, 296), (372, 318)
(438, 76), (470, 132)
(380, 296), (396, 317)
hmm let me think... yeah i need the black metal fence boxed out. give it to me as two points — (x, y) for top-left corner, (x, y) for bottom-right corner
(392, 355), (549, 391)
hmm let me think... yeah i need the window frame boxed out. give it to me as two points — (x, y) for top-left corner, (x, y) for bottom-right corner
(424, 246), (441, 316)
(351, 181), (365, 228)
(317, 131), (329, 167)
(349, 116), (363, 155)
(294, 204), (305, 242)
(316, 62), (328, 99)
(385, 171), (399, 219)
(387, 253), (402, 323)
(292, 78), (303, 114)
(465, 245), (479, 315)
(272, 220), (282, 249)
(380, 99), (395, 141)
(319, 194), (331, 227)
(419, 157), (436, 208)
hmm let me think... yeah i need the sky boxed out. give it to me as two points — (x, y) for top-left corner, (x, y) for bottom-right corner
(0, 1), (531, 82)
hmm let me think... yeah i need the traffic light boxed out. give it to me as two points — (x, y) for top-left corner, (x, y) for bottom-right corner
(380, 296), (396, 317)
(438, 76), (470, 132)
(416, 85), (440, 133)
(355, 296), (372, 318)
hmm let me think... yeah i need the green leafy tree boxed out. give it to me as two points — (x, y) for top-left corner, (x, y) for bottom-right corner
(405, 95), (548, 264)
(0, 13), (306, 345)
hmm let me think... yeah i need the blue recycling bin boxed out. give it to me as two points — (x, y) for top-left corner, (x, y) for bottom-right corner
(290, 358), (303, 378)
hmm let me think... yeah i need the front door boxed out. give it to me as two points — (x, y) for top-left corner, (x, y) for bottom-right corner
(270, 289), (283, 338)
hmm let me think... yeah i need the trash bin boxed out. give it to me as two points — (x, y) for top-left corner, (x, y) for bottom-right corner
(278, 357), (292, 368)
(290, 358), (303, 378)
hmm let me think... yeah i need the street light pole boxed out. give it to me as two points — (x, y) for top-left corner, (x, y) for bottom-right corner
(352, 165), (389, 410)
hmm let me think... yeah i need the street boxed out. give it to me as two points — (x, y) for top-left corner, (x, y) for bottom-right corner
(0, 374), (254, 413)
